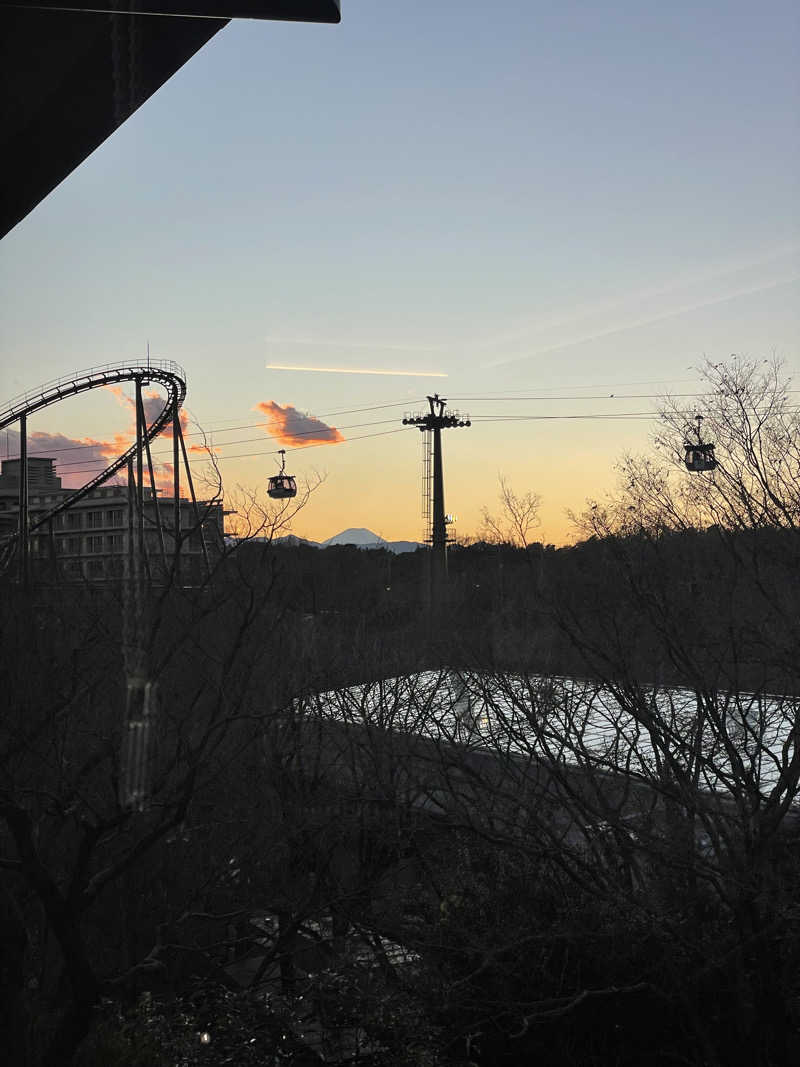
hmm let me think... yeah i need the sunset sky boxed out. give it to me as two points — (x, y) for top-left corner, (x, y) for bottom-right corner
(1, 0), (798, 545)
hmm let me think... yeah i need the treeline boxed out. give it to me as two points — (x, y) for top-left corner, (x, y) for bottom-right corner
(3, 513), (800, 1066)
(231, 522), (800, 693)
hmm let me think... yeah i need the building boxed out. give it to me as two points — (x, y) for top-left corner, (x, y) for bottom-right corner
(0, 456), (63, 494)
(0, 456), (223, 583)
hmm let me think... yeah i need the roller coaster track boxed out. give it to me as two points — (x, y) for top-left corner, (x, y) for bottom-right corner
(0, 360), (187, 535)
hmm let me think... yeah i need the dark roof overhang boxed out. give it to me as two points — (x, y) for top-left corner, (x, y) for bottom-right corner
(1, 0), (341, 237)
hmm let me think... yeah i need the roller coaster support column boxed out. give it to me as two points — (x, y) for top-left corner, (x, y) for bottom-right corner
(18, 412), (28, 587)
(172, 395), (181, 582)
(176, 417), (210, 579)
(127, 457), (135, 582)
(136, 387), (167, 575)
(134, 377), (145, 569)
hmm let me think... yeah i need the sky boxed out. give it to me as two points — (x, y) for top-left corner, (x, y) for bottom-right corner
(1, 0), (798, 544)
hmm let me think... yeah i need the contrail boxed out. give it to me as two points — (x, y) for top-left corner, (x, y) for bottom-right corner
(267, 364), (447, 378)
(475, 242), (800, 356)
(486, 274), (800, 369)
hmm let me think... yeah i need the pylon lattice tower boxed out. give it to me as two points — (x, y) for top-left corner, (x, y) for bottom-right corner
(403, 394), (470, 600)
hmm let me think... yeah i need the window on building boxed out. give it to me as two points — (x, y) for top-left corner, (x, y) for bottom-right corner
(106, 509), (123, 527)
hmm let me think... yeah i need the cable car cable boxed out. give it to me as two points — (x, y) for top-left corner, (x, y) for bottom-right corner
(51, 417), (402, 470)
(53, 427), (410, 478)
(18, 401), (420, 458)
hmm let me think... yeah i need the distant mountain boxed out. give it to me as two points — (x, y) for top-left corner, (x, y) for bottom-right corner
(248, 528), (422, 554)
(383, 540), (422, 554)
(229, 533), (319, 547)
(321, 527), (385, 547)
(273, 533), (319, 548)
(321, 528), (423, 554)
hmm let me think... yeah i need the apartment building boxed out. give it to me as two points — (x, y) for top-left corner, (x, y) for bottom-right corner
(0, 457), (223, 582)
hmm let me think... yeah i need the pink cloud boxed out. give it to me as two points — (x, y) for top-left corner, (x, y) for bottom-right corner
(255, 401), (344, 447)
(3, 428), (131, 489)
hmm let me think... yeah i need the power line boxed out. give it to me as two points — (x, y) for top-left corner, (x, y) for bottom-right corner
(469, 413), (657, 421)
(15, 372), (800, 460)
(12, 377), (800, 468)
(452, 390), (800, 402)
(210, 428), (407, 463)
(183, 397), (420, 431)
(49, 427), (409, 479)
(50, 418), (401, 470)
(15, 396), (800, 468)
(4, 395), (700, 458)
(452, 394), (693, 401)
(171, 417), (398, 455)
(14, 401), (418, 458)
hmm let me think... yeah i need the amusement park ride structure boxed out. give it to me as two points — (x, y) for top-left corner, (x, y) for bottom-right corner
(0, 360), (217, 586)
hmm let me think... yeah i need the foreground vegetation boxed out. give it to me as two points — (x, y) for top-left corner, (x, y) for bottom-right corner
(3, 358), (800, 1065)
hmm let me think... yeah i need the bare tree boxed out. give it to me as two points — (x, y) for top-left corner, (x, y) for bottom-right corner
(479, 474), (541, 549)
(520, 354), (800, 1064)
(226, 470), (326, 544)
(572, 355), (800, 539)
(0, 464), (332, 1065)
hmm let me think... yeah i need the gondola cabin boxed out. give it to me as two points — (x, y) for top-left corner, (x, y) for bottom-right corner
(267, 473), (297, 499)
(684, 415), (718, 472)
(684, 443), (717, 472)
(268, 450), (297, 499)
